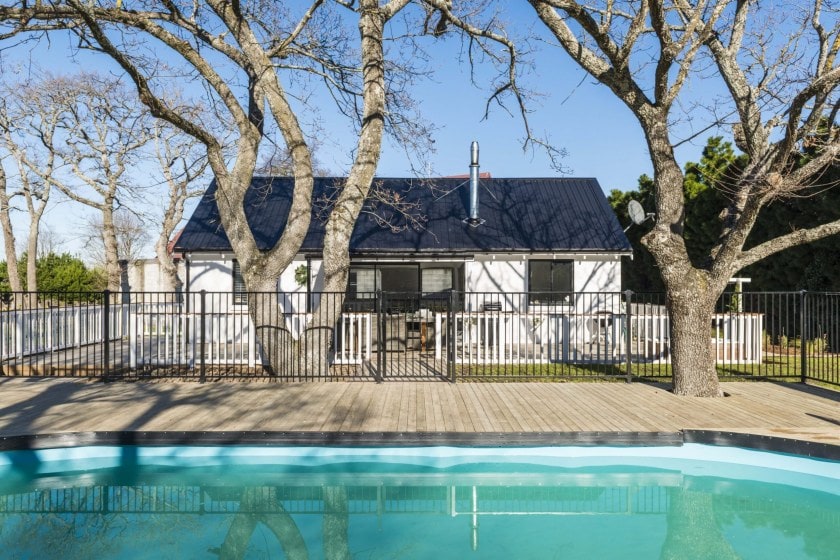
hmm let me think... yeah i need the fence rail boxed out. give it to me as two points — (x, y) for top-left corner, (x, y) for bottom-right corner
(0, 290), (837, 386)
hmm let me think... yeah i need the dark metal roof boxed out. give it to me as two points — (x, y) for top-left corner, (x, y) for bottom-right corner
(174, 176), (632, 255)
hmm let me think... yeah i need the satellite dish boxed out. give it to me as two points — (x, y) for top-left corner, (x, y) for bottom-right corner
(628, 200), (647, 225)
(625, 200), (654, 232)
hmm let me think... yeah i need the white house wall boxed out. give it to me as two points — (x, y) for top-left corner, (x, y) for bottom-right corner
(127, 259), (187, 292)
(277, 258), (324, 292)
(465, 258), (526, 311)
(186, 253), (621, 309)
(574, 260), (621, 292)
(465, 255), (622, 312)
(187, 257), (234, 293)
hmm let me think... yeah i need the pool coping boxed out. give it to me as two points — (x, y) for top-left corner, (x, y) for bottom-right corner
(1, 430), (839, 462)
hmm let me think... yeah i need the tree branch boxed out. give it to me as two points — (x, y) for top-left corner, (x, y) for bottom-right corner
(738, 218), (840, 270)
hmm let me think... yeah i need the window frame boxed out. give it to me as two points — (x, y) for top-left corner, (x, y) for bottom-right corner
(528, 259), (574, 306)
(232, 260), (247, 306)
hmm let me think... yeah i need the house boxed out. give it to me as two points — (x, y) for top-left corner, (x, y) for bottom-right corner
(174, 173), (632, 310)
(171, 164), (634, 365)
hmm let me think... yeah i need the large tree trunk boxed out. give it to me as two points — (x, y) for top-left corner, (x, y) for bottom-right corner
(25, 219), (38, 293)
(642, 113), (725, 397)
(101, 205), (122, 292)
(253, 0), (390, 379)
(0, 168), (22, 294)
(665, 279), (721, 397)
(154, 233), (179, 292)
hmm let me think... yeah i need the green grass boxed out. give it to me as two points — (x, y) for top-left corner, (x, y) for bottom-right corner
(453, 354), (840, 388)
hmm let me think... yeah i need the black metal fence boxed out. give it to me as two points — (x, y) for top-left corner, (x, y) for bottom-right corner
(0, 290), (838, 386)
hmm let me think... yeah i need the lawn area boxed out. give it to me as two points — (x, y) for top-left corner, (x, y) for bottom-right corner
(454, 354), (840, 387)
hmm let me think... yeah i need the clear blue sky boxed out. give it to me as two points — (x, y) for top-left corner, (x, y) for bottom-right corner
(0, 5), (725, 260)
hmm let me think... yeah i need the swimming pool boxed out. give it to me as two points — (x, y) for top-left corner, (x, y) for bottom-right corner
(0, 444), (838, 559)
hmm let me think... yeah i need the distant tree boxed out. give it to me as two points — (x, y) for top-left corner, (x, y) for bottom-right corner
(36, 223), (64, 260)
(0, 73), (63, 293)
(31, 252), (104, 294)
(1, 253), (103, 297)
(0, 260), (14, 293)
(149, 117), (209, 292)
(28, 73), (154, 292)
(80, 209), (150, 271)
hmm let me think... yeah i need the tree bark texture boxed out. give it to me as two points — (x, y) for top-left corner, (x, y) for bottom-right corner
(293, 1), (391, 376)
(665, 279), (722, 397)
(640, 112), (724, 397)
(0, 166), (22, 294)
(25, 219), (38, 293)
(101, 205), (122, 292)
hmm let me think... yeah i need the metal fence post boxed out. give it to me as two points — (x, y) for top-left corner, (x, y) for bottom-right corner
(800, 290), (807, 383)
(103, 290), (111, 381)
(624, 290), (633, 383)
(449, 289), (456, 383)
(376, 290), (384, 382)
(200, 290), (207, 383)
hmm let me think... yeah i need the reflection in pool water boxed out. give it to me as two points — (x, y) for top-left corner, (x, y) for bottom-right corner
(0, 445), (838, 559)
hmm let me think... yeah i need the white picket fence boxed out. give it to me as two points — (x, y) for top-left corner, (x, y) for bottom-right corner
(436, 311), (763, 365)
(0, 303), (127, 361)
(0, 300), (762, 369)
(127, 304), (372, 368)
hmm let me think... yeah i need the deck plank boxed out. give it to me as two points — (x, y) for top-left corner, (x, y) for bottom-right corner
(0, 380), (839, 447)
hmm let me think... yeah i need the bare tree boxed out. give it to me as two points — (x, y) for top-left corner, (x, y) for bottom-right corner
(149, 117), (210, 291)
(0, 74), (63, 293)
(0, 155), (21, 292)
(0, 1), (431, 374)
(0, 70), (210, 295)
(81, 209), (150, 270)
(7, 72), (155, 292)
(36, 222), (64, 260)
(506, 0), (840, 396)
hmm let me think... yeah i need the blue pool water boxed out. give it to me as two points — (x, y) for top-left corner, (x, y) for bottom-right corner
(0, 444), (838, 559)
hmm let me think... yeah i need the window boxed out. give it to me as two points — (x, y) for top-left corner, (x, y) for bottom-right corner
(422, 268), (453, 293)
(232, 261), (247, 305)
(348, 268), (377, 299)
(346, 264), (462, 300)
(380, 266), (419, 293)
(529, 260), (573, 304)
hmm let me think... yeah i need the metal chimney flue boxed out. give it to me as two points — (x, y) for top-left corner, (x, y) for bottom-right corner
(466, 140), (483, 227)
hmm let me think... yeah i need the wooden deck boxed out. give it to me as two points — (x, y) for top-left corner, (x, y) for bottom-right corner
(0, 379), (839, 451)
